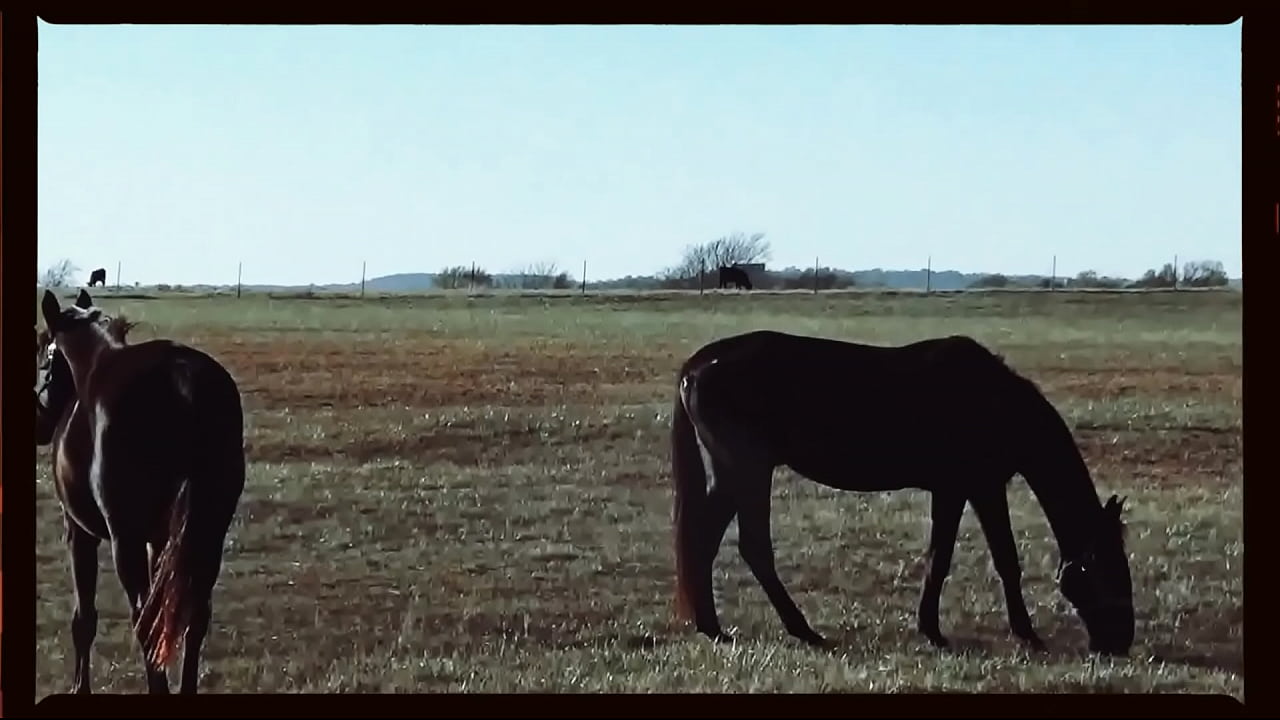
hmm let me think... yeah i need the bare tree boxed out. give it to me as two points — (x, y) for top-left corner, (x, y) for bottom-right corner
(1181, 260), (1229, 287)
(1067, 270), (1124, 289)
(39, 259), (80, 288)
(1130, 263), (1178, 289)
(520, 261), (557, 290)
(512, 261), (575, 290)
(660, 232), (771, 287)
(436, 265), (492, 290)
(969, 273), (1012, 289)
(778, 266), (846, 291)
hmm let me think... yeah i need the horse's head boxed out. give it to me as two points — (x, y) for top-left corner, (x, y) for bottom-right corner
(41, 288), (112, 372)
(1057, 494), (1135, 656)
(35, 323), (76, 445)
(40, 288), (137, 388)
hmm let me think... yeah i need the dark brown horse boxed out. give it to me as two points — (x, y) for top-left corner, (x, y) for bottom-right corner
(670, 330), (1134, 655)
(717, 265), (753, 291)
(36, 289), (247, 694)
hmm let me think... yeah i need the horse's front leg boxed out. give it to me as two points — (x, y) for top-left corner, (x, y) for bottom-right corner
(66, 517), (102, 694)
(970, 484), (1045, 651)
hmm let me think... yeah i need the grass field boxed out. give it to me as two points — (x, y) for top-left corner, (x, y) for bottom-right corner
(33, 288), (1243, 697)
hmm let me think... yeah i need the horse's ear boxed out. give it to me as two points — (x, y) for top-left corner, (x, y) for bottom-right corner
(41, 290), (62, 329)
(76, 289), (93, 309)
(1105, 494), (1126, 516)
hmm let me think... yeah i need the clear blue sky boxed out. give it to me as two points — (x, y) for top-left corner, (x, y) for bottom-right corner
(37, 23), (1242, 287)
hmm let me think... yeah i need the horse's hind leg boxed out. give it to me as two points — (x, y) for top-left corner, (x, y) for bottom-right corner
(969, 484), (1045, 651)
(179, 559), (218, 695)
(110, 536), (171, 694)
(180, 458), (245, 694)
(179, 590), (213, 694)
(178, 514), (234, 694)
(66, 517), (101, 694)
(918, 492), (965, 649)
(692, 480), (738, 643)
(721, 459), (826, 647)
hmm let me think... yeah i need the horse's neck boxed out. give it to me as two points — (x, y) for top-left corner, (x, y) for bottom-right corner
(1022, 464), (1102, 563)
(1016, 385), (1102, 562)
(54, 397), (78, 446)
(69, 341), (116, 399)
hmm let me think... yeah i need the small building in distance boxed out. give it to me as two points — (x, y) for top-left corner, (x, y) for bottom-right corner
(734, 263), (766, 287)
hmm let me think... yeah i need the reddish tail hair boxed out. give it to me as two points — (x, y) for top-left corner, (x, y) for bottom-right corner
(136, 481), (195, 668)
(671, 382), (708, 622)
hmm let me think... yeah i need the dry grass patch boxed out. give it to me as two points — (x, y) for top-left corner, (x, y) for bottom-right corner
(33, 290), (1242, 698)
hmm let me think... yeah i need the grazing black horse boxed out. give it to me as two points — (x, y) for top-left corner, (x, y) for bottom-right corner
(670, 330), (1134, 656)
(88, 268), (107, 287)
(37, 289), (247, 694)
(717, 265), (753, 291)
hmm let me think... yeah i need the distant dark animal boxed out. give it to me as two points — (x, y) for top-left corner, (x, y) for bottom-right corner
(88, 268), (107, 287)
(669, 330), (1134, 656)
(717, 265), (753, 291)
(37, 288), (247, 694)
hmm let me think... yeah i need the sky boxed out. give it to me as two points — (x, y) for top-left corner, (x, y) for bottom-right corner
(37, 23), (1242, 287)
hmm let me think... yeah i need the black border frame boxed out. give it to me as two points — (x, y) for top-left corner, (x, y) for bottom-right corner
(4, 2), (1275, 717)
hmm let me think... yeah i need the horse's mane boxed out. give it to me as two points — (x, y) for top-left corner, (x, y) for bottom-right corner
(978, 338), (1130, 547)
(38, 312), (140, 353)
(105, 313), (139, 342)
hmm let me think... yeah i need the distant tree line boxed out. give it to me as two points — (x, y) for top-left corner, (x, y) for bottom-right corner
(36, 248), (1233, 295)
(435, 261), (576, 291)
(970, 260), (1230, 291)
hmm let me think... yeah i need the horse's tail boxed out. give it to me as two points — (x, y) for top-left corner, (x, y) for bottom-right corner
(137, 384), (245, 669)
(136, 479), (197, 668)
(671, 375), (708, 623)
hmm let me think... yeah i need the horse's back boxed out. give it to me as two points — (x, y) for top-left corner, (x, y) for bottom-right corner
(96, 340), (244, 467)
(682, 331), (1030, 485)
(688, 331), (1010, 401)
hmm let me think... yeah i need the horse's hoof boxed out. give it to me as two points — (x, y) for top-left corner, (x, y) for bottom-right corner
(697, 625), (735, 644)
(794, 630), (829, 648)
(922, 631), (950, 650)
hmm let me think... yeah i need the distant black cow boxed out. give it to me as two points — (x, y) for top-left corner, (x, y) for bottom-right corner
(88, 268), (107, 287)
(718, 265), (753, 291)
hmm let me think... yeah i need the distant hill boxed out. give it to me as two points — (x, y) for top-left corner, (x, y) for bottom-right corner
(220, 271), (531, 294)
(326, 273), (438, 293)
